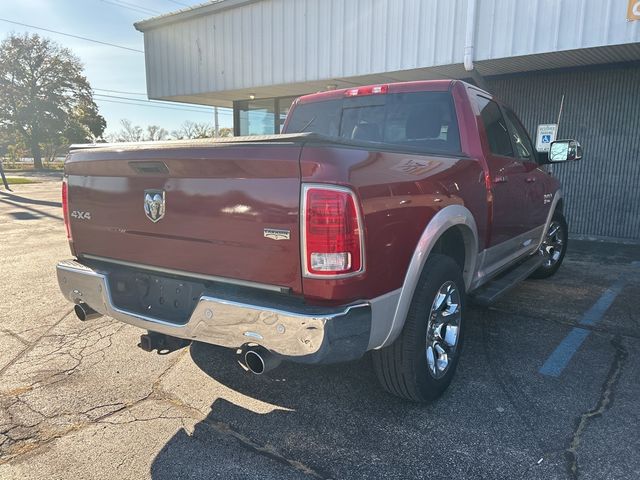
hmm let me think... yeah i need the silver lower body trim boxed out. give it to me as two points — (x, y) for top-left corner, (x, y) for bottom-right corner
(470, 226), (544, 291)
(56, 259), (372, 362)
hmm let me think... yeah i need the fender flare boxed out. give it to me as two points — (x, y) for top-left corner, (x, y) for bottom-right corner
(374, 205), (479, 349)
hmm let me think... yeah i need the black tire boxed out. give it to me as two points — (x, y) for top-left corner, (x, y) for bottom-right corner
(372, 254), (466, 402)
(530, 211), (568, 279)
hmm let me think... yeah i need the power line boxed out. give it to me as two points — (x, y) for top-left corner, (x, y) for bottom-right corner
(100, 0), (161, 16)
(95, 97), (216, 114)
(95, 94), (214, 112)
(111, 0), (162, 14)
(94, 93), (229, 113)
(92, 91), (234, 116)
(94, 88), (147, 96)
(165, 0), (190, 7)
(0, 18), (144, 53)
(94, 96), (233, 116)
(100, 0), (155, 15)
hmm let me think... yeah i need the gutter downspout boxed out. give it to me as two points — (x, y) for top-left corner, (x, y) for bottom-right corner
(464, 0), (478, 72)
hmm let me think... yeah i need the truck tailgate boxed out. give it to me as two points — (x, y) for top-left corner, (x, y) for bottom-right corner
(65, 140), (303, 293)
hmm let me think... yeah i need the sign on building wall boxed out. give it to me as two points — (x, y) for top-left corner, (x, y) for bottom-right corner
(629, 0), (640, 21)
(536, 124), (558, 152)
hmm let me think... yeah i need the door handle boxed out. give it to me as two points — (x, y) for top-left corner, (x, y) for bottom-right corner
(525, 177), (537, 183)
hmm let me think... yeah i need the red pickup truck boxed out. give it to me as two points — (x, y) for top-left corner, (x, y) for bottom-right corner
(57, 80), (582, 402)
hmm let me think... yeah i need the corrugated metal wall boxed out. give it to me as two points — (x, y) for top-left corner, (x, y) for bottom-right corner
(474, 0), (640, 62)
(143, 0), (466, 98)
(487, 65), (640, 241)
(141, 0), (640, 100)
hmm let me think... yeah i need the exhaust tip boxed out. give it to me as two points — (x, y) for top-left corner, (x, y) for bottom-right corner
(74, 303), (101, 321)
(242, 346), (281, 375)
(74, 304), (87, 321)
(244, 350), (266, 375)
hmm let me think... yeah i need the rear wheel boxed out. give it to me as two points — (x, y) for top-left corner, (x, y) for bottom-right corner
(530, 211), (568, 279)
(372, 254), (465, 402)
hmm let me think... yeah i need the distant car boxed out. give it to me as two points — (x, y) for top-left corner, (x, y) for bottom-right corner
(57, 80), (581, 401)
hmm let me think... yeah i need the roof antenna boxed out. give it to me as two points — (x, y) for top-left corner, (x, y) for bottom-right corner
(548, 94), (565, 174)
(556, 94), (565, 135)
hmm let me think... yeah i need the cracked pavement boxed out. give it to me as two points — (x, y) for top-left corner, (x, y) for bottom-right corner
(1, 178), (639, 479)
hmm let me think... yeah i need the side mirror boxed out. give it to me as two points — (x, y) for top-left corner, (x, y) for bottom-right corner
(548, 139), (583, 163)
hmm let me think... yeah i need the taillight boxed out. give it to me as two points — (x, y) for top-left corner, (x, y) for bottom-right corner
(345, 84), (388, 97)
(302, 185), (364, 277)
(62, 177), (72, 240)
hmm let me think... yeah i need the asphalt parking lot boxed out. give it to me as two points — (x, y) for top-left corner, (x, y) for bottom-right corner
(1, 178), (639, 480)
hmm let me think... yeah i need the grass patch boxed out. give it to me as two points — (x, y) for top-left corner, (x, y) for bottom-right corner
(4, 177), (41, 184)
(4, 166), (64, 172)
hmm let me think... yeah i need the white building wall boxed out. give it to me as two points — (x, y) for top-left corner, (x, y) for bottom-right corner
(138, 0), (640, 100)
(475, 0), (640, 61)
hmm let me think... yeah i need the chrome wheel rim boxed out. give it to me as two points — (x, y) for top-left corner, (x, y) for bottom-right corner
(426, 281), (462, 379)
(540, 220), (564, 268)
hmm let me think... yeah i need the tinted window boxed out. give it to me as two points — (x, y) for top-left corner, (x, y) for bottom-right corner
(504, 109), (535, 160)
(340, 96), (386, 142)
(285, 99), (342, 137)
(286, 91), (461, 154)
(476, 96), (513, 157)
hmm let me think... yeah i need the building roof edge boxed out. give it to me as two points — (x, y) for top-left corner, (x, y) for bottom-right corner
(134, 0), (261, 32)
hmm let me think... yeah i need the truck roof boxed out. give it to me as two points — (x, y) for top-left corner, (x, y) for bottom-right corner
(296, 79), (458, 105)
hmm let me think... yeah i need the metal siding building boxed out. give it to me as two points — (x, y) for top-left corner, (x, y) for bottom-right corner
(135, 0), (640, 242)
(488, 66), (640, 240)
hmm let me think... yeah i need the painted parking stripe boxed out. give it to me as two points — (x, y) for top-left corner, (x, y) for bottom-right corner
(539, 277), (626, 377)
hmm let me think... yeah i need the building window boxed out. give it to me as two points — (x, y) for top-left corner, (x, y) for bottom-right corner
(235, 98), (276, 136)
(234, 96), (298, 136)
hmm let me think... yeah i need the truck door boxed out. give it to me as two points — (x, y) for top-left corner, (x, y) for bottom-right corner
(502, 107), (549, 231)
(475, 96), (530, 249)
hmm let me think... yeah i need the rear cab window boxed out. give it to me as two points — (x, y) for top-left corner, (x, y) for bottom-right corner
(286, 91), (461, 155)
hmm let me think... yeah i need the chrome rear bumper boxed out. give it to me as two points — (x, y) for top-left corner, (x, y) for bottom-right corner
(56, 259), (371, 363)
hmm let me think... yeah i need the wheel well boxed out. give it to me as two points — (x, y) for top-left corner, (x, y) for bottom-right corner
(431, 227), (466, 273)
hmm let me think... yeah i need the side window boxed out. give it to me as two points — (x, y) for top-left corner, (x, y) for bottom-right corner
(475, 96), (513, 157)
(504, 109), (536, 161)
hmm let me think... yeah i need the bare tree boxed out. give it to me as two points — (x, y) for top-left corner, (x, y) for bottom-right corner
(218, 127), (233, 138)
(108, 119), (144, 142)
(172, 121), (216, 139)
(107, 120), (231, 143)
(146, 125), (169, 141)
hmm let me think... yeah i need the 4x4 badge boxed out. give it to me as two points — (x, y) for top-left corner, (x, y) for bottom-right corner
(144, 190), (166, 223)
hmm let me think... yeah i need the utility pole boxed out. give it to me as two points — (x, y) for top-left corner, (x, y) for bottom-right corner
(214, 106), (220, 137)
(0, 159), (12, 191)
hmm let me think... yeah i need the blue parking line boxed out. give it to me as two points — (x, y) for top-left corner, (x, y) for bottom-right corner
(539, 277), (626, 377)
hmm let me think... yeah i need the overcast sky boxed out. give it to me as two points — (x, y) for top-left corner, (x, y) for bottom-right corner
(0, 0), (234, 137)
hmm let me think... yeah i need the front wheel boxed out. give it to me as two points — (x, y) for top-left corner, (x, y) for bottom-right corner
(530, 211), (568, 279)
(372, 254), (466, 402)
